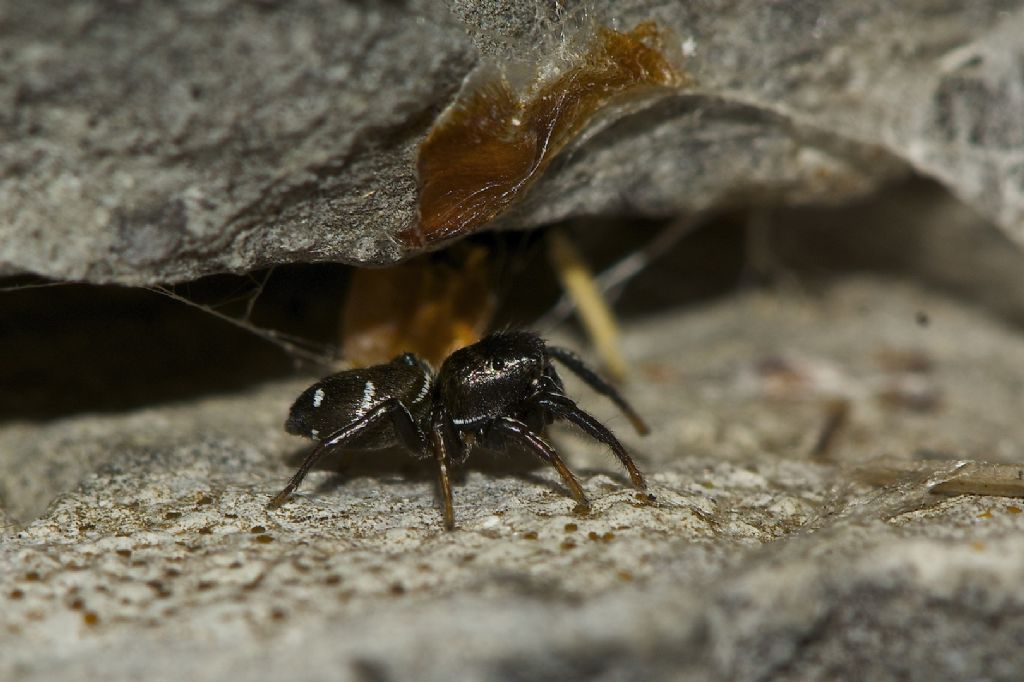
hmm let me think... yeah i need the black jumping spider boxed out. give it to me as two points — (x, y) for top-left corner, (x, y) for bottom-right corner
(270, 331), (650, 529)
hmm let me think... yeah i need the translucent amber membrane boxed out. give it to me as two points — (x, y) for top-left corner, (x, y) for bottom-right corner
(341, 246), (494, 367)
(403, 21), (685, 247)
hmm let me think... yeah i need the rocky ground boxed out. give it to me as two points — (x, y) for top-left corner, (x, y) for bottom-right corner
(4, 276), (1024, 681)
(4, 1), (1024, 679)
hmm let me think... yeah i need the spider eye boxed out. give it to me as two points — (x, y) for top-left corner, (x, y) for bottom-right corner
(396, 353), (419, 366)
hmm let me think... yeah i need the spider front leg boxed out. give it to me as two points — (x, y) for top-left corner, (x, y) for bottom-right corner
(269, 399), (426, 508)
(545, 345), (650, 435)
(490, 416), (592, 514)
(534, 392), (648, 490)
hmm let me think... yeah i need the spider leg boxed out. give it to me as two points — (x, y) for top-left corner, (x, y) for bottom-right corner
(269, 398), (426, 508)
(430, 413), (456, 531)
(544, 345), (650, 435)
(534, 392), (647, 490)
(490, 416), (591, 514)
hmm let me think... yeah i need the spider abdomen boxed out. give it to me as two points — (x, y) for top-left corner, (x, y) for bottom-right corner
(285, 355), (433, 449)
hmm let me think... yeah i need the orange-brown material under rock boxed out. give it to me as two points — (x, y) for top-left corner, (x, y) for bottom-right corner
(401, 21), (688, 248)
(340, 246), (495, 368)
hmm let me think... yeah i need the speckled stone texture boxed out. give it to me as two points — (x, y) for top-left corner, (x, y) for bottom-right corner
(3, 1), (1024, 283)
(4, 278), (1024, 681)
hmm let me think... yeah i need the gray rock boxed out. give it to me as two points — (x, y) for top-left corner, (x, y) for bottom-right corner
(4, 278), (1024, 680)
(2, 1), (1023, 284)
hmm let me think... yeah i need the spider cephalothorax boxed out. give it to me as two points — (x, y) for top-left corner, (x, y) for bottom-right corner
(271, 331), (649, 529)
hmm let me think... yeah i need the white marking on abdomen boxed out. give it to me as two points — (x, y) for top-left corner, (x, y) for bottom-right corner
(411, 376), (431, 405)
(310, 428), (319, 438)
(358, 380), (376, 415)
(313, 388), (325, 408)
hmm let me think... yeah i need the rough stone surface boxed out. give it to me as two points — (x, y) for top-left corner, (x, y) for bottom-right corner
(4, 278), (1024, 680)
(3, 1), (1024, 283)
